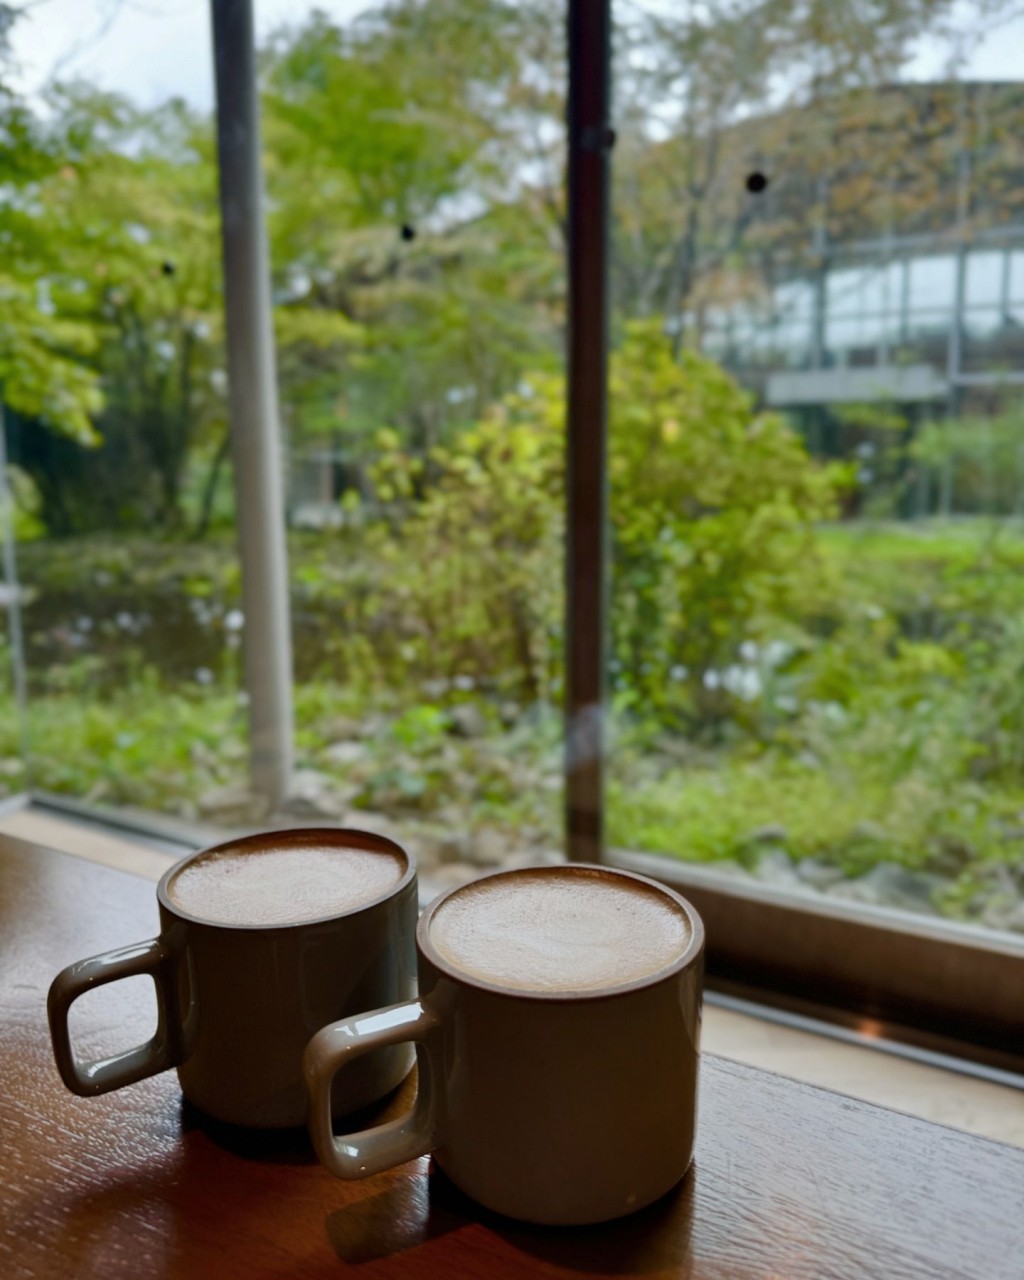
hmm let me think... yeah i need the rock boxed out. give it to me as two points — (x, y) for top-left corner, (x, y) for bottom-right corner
(1001, 903), (1024, 934)
(420, 679), (450, 700)
(450, 703), (488, 739)
(319, 716), (365, 741)
(198, 783), (268, 824)
(795, 857), (846, 891)
(701, 860), (750, 880)
(654, 736), (698, 764)
(467, 825), (508, 867)
(323, 740), (366, 767)
(282, 768), (348, 819)
(977, 862), (1023, 896)
(420, 862), (483, 898)
(752, 848), (801, 888)
(343, 808), (395, 835)
(825, 862), (945, 914)
(849, 820), (891, 846)
(412, 831), (472, 868)
(499, 849), (565, 872)
(926, 835), (976, 878)
(745, 823), (788, 846)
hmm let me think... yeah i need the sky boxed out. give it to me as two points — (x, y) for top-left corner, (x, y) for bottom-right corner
(7, 0), (371, 111)
(7, 0), (1024, 113)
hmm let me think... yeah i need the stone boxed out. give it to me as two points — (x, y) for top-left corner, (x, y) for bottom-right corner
(198, 783), (268, 825)
(977, 862), (1022, 896)
(849, 820), (891, 846)
(344, 808), (395, 835)
(281, 768), (348, 819)
(825, 862), (945, 914)
(701, 860), (751, 880)
(467, 825), (508, 867)
(1002, 903), (1024, 934)
(795, 857), (846, 891)
(411, 831), (472, 868)
(323, 740), (366, 767)
(752, 848), (801, 888)
(450, 703), (488, 739)
(498, 849), (565, 872)
(420, 862), (483, 897)
(319, 716), (365, 741)
(745, 823), (789, 846)
(926, 835), (976, 878)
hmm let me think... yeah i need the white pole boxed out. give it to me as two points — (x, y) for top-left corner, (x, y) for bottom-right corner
(210, 0), (294, 809)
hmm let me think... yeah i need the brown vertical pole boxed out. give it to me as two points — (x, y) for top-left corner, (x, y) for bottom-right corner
(565, 0), (612, 863)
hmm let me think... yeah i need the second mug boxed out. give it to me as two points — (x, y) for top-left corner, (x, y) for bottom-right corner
(306, 863), (704, 1224)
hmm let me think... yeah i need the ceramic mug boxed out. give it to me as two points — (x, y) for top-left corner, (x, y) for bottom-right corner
(48, 827), (417, 1128)
(305, 864), (704, 1224)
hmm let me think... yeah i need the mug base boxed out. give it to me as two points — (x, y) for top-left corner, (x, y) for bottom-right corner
(430, 1152), (694, 1227)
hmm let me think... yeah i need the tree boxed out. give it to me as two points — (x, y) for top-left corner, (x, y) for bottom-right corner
(262, 1), (564, 457)
(5, 87), (227, 532)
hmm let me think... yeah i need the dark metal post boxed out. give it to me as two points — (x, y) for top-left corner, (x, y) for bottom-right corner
(210, 0), (294, 809)
(565, 0), (612, 863)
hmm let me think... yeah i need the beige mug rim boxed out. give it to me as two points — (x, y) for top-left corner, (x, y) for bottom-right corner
(157, 826), (417, 932)
(417, 862), (705, 1002)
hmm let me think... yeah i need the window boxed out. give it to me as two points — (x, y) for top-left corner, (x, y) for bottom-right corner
(605, 0), (1024, 1065)
(1, 0), (1021, 1071)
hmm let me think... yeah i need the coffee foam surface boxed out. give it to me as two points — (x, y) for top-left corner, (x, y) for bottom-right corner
(428, 870), (691, 993)
(169, 843), (404, 926)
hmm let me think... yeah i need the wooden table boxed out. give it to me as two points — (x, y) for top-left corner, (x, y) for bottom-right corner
(2, 834), (1022, 1280)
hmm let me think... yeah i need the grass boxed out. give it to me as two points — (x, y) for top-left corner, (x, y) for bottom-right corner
(3, 516), (1024, 924)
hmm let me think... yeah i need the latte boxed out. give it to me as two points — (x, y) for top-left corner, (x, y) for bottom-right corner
(168, 839), (406, 927)
(427, 868), (691, 994)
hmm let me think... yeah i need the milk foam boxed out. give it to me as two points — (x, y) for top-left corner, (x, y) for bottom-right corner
(428, 870), (691, 993)
(169, 842), (405, 926)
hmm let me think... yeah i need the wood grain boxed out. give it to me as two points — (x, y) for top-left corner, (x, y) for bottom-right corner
(2, 833), (1023, 1280)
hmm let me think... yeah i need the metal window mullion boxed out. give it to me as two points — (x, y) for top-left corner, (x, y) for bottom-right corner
(565, 0), (612, 864)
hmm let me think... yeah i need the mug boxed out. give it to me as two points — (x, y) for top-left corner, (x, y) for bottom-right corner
(305, 864), (704, 1224)
(48, 827), (417, 1128)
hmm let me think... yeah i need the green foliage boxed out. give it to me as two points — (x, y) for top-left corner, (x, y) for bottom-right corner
(362, 386), (564, 703)
(2, 465), (45, 541)
(911, 409), (1024, 515)
(609, 322), (847, 725)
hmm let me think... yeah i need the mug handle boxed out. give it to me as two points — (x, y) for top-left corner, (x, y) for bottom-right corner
(304, 999), (441, 1179)
(48, 936), (183, 1096)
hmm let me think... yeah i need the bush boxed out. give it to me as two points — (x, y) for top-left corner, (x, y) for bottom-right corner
(348, 322), (846, 727)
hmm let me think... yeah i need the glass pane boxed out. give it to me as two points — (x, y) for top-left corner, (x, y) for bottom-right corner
(965, 251), (1005, 308)
(264, 2), (566, 882)
(908, 255), (957, 312)
(3, 1), (253, 825)
(827, 267), (870, 317)
(610, 1), (1024, 937)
